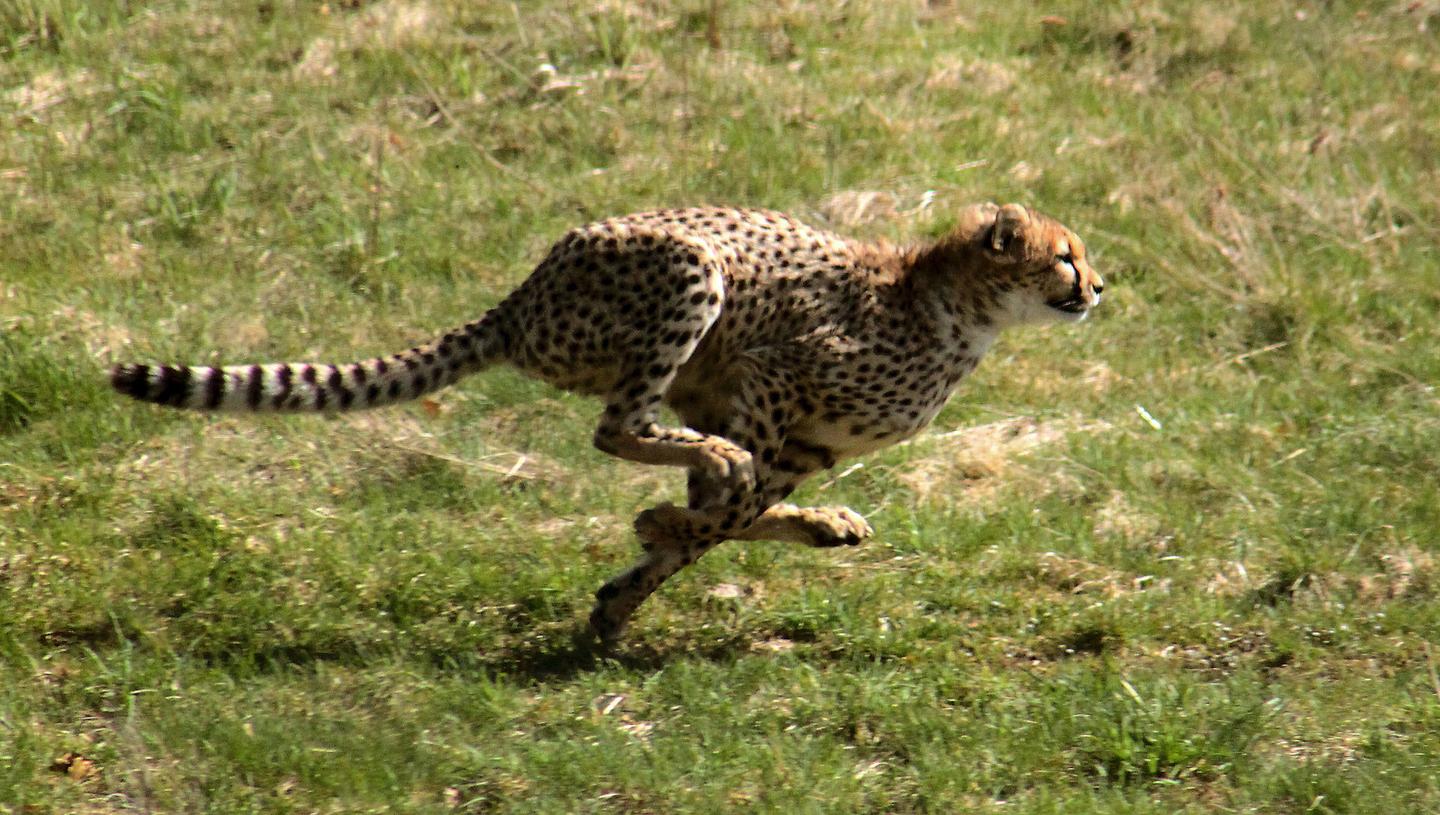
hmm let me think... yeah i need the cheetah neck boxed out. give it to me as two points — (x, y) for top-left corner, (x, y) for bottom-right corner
(893, 239), (1010, 344)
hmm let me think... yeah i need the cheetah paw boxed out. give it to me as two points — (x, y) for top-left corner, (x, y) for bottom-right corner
(634, 502), (695, 550)
(698, 441), (755, 492)
(805, 507), (874, 548)
(588, 602), (628, 643)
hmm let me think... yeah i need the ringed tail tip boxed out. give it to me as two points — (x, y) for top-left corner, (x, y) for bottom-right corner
(111, 363), (154, 400)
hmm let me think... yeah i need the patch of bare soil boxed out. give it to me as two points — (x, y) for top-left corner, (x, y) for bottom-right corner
(296, 1), (445, 81)
(5, 68), (96, 119)
(344, 411), (567, 486)
(924, 57), (1022, 97)
(895, 416), (1108, 504)
(1034, 551), (1166, 598)
(817, 190), (899, 228)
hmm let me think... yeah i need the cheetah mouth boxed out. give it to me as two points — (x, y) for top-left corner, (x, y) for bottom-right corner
(1047, 297), (1089, 315)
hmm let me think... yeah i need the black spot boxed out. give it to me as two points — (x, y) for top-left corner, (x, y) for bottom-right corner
(245, 365), (265, 408)
(366, 383), (381, 404)
(202, 368), (225, 409)
(151, 365), (189, 407)
(314, 386), (328, 411)
(271, 365), (294, 410)
(111, 364), (152, 400)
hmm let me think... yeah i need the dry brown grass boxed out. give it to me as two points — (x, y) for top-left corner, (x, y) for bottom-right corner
(895, 415), (1107, 505)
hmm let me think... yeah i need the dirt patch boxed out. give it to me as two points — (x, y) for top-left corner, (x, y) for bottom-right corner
(101, 230), (146, 281)
(1203, 560), (1253, 598)
(49, 305), (134, 361)
(5, 68), (96, 119)
(344, 411), (567, 486)
(818, 190), (899, 227)
(295, 1), (445, 81)
(1150, 627), (1277, 677)
(924, 57), (1022, 97)
(751, 637), (795, 653)
(1092, 491), (1165, 546)
(294, 37), (340, 81)
(1207, 547), (1436, 608)
(1035, 552), (1137, 597)
(1267, 733), (1364, 765)
(528, 61), (655, 98)
(1331, 547), (1436, 605)
(895, 416), (1106, 504)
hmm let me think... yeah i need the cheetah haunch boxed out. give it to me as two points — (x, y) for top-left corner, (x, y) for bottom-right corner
(111, 203), (1103, 641)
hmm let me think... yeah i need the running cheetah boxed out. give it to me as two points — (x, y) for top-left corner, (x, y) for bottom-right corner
(111, 202), (1103, 641)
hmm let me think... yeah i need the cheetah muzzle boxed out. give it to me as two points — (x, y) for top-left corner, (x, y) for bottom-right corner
(110, 202), (1103, 642)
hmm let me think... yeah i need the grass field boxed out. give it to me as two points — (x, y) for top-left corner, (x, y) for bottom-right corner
(4, 0), (1440, 811)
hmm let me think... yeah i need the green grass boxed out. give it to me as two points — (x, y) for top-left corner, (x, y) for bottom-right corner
(4, 0), (1440, 811)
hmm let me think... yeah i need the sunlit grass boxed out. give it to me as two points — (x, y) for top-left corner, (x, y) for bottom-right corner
(3, 0), (1438, 811)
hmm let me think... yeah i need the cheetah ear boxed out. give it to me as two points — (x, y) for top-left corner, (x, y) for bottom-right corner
(990, 203), (1030, 253)
(954, 202), (1000, 244)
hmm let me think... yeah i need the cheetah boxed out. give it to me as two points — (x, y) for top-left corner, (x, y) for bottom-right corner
(111, 202), (1103, 641)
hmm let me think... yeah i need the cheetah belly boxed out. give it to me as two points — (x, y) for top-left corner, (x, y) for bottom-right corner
(788, 406), (938, 460)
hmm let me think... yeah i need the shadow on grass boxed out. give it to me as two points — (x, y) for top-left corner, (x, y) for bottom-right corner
(468, 623), (763, 684)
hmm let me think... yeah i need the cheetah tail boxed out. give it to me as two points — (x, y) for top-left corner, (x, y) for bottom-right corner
(109, 313), (507, 413)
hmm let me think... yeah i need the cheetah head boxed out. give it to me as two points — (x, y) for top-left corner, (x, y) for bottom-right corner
(955, 202), (1104, 326)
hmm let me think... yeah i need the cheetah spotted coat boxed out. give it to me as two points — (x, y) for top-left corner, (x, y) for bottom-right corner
(112, 203), (1103, 640)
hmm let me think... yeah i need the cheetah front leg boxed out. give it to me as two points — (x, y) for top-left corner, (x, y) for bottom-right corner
(734, 504), (873, 548)
(648, 456), (873, 550)
(732, 441), (871, 548)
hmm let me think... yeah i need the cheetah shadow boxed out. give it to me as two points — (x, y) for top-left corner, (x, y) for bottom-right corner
(476, 624), (765, 683)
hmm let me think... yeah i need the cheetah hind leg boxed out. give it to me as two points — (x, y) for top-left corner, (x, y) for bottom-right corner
(637, 437), (869, 550)
(593, 419), (755, 495)
(586, 261), (755, 494)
